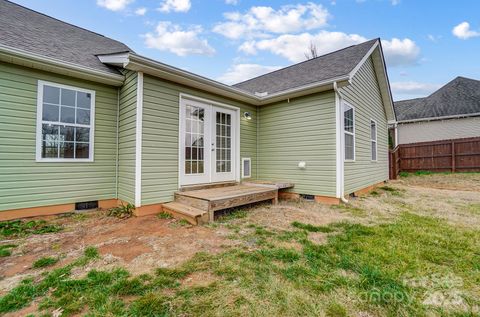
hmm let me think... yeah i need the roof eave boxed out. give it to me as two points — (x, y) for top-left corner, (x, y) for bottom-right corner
(99, 52), (350, 105)
(397, 112), (480, 124)
(0, 44), (125, 86)
(346, 40), (396, 123)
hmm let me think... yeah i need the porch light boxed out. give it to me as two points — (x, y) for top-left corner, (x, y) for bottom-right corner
(243, 112), (252, 120)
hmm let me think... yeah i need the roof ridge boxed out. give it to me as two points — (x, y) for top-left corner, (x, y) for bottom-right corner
(232, 38), (378, 88)
(3, 0), (131, 50)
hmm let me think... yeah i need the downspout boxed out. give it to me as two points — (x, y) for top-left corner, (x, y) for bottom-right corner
(115, 88), (120, 199)
(333, 82), (349, 204)
(256, 107), (259, 179)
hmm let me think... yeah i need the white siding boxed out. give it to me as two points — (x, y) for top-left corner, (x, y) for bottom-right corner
(398, 116), (480, 144)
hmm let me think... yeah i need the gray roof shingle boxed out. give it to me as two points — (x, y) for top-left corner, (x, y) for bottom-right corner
(233, 39), (378, 95)
(394, 77), (480, 121)
(0, 0), (132, 75)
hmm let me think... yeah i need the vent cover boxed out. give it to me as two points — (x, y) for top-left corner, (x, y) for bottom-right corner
(242, 158), (251, 178)
(300, 194), (315, 201)
(75, 201), (98, 210)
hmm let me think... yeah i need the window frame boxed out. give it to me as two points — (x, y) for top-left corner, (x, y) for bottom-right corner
(35, 80), (95, 162)
(241, 157), (251, 178)
(370, 119), (378, 162)
(343, 102), (356, 162)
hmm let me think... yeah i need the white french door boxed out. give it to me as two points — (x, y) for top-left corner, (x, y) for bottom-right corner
(179, 97), (238, 186)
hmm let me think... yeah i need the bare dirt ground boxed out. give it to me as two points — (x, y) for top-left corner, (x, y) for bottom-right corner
(1, 173), (479, 298)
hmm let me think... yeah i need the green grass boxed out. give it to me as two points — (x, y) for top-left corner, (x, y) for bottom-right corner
(157, 212), (173, 219)
(217, 209), (248, 222)
(291, 221), (335, 233)
(32, 257), (58, 269)
(0, 220), (62, 238)
(0, 244), (16, 257)
(2, 213), (479, 316)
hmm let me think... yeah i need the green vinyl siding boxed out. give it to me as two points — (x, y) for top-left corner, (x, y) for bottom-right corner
(117, 70), (137, 204)
(0, 62), (118, 211)
(141, 75), (257, 206)
(341, 57), (389, 194)
(257, 92), (337, 197)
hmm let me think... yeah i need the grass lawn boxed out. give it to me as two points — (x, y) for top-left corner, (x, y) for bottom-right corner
(0, 173), (479, 316)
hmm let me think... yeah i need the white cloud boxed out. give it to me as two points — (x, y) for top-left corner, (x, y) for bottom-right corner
(238, 31), (419, 66)
(452, 22), (480, 40)
(213, 3), (330, 39)
(391, 0), (400, 5)
(381, 38), (420, 66)
(391, 81), (441, 97)
(96, 0), (133, 11)
(144, 22), (215, 56)
(159, 0), (191, 13)
(217, 64), (282, 85)
(135, 7), (147, 15)
(239, 31), (366, 63)
(225, 0), (239, 5)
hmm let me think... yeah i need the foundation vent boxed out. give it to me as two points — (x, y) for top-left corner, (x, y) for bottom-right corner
(75, 201), (99, 210)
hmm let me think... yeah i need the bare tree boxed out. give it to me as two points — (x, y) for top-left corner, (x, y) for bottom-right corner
(305, 42), (318, 60)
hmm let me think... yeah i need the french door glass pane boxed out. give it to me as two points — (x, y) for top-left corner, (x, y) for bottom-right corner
(185, 104), (205, 175)
(216, 111), (232, 173)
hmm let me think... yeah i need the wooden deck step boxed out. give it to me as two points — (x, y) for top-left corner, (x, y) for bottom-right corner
(162, 202), (209, 225)
(174, 184), (279, 223)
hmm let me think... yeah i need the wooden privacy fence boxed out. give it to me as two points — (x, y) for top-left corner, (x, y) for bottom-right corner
(389, 137), (480, 179)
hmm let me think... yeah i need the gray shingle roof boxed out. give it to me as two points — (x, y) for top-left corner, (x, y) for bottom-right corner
(233, 39), (378, 95)
(0, 0), (132, 75)
(394, 77), (480, 122)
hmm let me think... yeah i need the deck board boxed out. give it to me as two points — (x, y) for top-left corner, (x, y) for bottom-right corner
(177, 184), (275, 201)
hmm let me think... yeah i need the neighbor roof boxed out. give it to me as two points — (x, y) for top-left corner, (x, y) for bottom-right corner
(0, 0), (132, 75)
(394, 77), (480, 122)
(233, 39), (378, 95)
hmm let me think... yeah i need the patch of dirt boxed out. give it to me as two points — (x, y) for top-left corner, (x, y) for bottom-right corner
(0, 213), (233, 292)
(98, 239), (153, 262)
(182, 271), (218, 288)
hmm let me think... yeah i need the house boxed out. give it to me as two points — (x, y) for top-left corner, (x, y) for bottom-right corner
(394, 77), (480, 145)
(0, 0), (395, 221)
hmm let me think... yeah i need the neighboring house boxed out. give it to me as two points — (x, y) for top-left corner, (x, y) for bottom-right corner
(394, 77), (480, 145)
(0, 0), (395, 220)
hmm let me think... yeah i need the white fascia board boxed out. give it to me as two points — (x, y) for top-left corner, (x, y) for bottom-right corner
(0, 44), (125, 86)
(98, 52), (351, 106)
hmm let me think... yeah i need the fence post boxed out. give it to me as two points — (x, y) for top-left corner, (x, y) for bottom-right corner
(451, 141), (455, 172)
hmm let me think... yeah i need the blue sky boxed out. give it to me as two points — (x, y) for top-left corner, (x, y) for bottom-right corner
(10, 0), (480, 100)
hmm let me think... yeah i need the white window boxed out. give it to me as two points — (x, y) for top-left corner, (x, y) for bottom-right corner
(371, 119), (377, 161)
(36, 81), (95, 162)
(242, 157), (251, 178)
(343, 103), (355, 161)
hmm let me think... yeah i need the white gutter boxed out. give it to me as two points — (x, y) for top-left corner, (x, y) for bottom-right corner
(99, 52), (350, 106)
(397, 112), (480, 124)
(0, 44), (125, 86)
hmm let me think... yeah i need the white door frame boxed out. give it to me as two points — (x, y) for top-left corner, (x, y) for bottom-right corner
(178, 93), (240, 187)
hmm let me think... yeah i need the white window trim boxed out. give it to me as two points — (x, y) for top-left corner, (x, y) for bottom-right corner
(241, 157), (251, 178)
(343, 102), (355, 162)
(36, 80), (95, 162)
(370, 119), (378, 162)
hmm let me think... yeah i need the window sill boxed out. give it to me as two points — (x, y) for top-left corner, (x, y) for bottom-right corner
(36, 158), (94, 163)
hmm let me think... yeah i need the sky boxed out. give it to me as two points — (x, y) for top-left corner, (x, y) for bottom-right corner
(9, 0), (480, 101)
